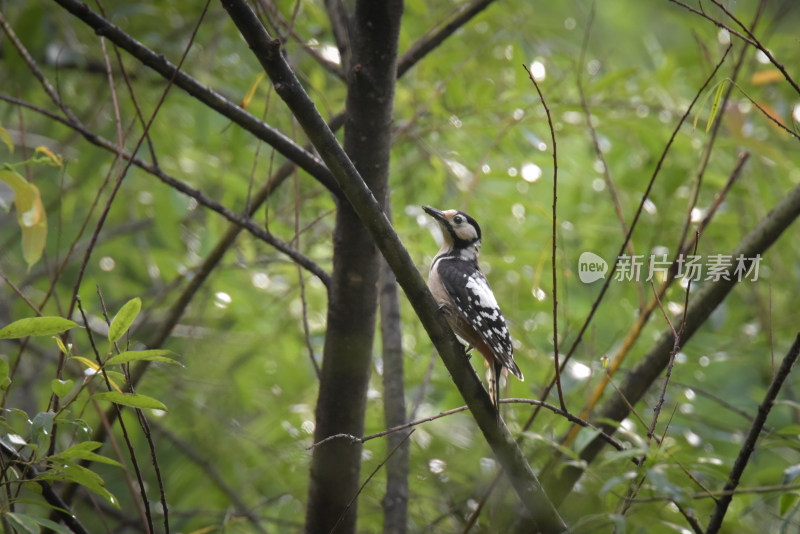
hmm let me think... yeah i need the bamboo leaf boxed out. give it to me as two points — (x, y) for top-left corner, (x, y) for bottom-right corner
(706, 79), (727, 132)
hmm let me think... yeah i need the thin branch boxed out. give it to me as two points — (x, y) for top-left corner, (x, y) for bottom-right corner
(543, 176), (800, 506)
(153, 421), (269, 534)
(323, 0), (351, 71)
(76, 298), (155, 533)
(675, 500), (704, 534)
(257, 0), (345, 79)
(52, 0), (340, 194)
(310, 398), (625, 452)
(523, 65), (565, 413)
(396, 0), (495, 78)
(707, 0), (800, 96)
(647, 235), (696, 441)
(0, 94), (331, 287)
(330, 430), (415, 534)
(705, 332), (800, 533)
(665, 0), (759, 47)
(577, 4), (645, 311)
(527, 42), (733, 446)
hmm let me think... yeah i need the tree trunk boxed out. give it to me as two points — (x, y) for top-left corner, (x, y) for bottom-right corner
(380, 249), (409, 534)
(305, 1), (404, 533)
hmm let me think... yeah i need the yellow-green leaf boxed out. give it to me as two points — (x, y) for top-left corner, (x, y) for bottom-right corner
(706, 79), (727, 132)
(242, 72), (266, 109)
(0, 317), (78, 339)
(104, 370), (125, 393)
(0, 123), (13, 154)
(34, 145), (64, 169)
(106, 349), (181, 366)
(92, 391), (167, 411)
(108, 297), (142, 343)
(70, 356), (100, 371)
(0, 169), (48, 268)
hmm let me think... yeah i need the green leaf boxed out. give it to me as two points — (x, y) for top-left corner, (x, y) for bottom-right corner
(0, 317), (78, 339)
(108, 297), (142, 343)
(5, 513), (73, 534)
(57, 441), (123, 467)
(106, 349), (181, 366)
(51, 379), (74, 399)
(37, 464), (119, 508)
(780, 492), (799, 517)
(5, 512), (39, 534)
(0, 123), (13, 154)
(92, 391), (167, 411)
(0, 359), (10, 391)
(30, 411), (54, 460)
(705, 78), (728, 132)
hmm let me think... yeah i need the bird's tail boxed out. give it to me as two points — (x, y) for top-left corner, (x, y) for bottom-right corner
(488, 361), (503, 420)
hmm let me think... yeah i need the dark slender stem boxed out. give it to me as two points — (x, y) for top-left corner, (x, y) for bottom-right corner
(77, 298), (155, 533)
(397, 0), (495, 77)
(522, 65), (565, 413)
(51, 0), (339, 194)
(522, 43), (732, 438)
(705, 333), (800, 533)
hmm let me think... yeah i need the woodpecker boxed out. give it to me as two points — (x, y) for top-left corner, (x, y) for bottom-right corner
(422, 205), (523, 412)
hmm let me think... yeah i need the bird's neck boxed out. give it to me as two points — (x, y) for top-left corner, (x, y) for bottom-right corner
(436, 242), (480, 263)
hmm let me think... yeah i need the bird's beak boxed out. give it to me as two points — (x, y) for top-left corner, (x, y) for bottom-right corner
(422, 205), (446, 223)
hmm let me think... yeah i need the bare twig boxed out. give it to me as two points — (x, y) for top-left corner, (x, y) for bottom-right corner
(522, 65), (565, 413)
(397, 0), (495, 78)
(52, 0), (339, 194)
(705, 332), (800, 533)
(310, 398), (625, 452)
(647, 236), (697, 440)
(530, 43), (733, 446)
(707, 0), (800, 96)
(577, 4), (645, 310)
(0, 94), (331, 287)
(543, 178), (800, 506)
(153, 421), (269, 534)
(330, 431), (414, 534)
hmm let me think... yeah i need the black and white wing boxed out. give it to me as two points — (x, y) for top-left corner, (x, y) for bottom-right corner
(437, 259), (523, 380)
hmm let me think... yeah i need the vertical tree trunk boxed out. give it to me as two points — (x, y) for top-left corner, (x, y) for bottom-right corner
(305, 1), (404, 533)
(380, 250), (409, 534)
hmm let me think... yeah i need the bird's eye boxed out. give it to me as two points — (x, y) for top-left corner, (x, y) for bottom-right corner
(453, 215), (463, 224)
